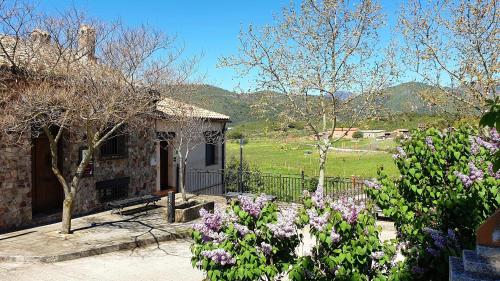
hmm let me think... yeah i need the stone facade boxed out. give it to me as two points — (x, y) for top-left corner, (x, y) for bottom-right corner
(0, 130), (157, 231)
(0, 120), (228, 232)
(0, 138), (32, 229)
(62, 130), (157, 216)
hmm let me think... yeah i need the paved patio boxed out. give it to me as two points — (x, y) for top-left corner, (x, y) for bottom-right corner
(0, 194), (226, 263)
(0, 239), (203, 281)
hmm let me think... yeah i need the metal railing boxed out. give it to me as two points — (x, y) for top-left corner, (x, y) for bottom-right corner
(185, 169), (368, 204)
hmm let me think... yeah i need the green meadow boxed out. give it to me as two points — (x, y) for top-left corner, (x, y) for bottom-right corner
(226, 138), (399, 178)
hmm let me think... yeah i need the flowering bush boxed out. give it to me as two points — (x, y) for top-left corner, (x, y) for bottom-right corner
(191, 194), (302, 280)
(366, 126), (500, 280)
(287, 187), (408, 280)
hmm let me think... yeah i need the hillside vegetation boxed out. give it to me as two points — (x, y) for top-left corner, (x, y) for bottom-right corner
(171, 82), (476, 138)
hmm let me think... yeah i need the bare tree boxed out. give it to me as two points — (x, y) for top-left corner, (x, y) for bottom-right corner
(0, 2), (192, 233)
(220, 0), (395, 187)
(155, 97), (224, 202)
(399, 0), (499, 113)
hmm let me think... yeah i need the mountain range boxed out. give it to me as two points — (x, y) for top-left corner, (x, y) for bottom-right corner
(176, 82), (453, 125)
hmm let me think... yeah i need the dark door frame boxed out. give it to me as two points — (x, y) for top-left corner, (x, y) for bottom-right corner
(159, 141), (169, 191)
(31, 133), (64, 215)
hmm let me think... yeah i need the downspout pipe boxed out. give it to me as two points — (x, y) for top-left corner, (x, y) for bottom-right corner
(221, 121), (227, 194)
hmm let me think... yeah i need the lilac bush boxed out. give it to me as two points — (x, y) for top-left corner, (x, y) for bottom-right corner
(287, 188), (407, 280)
(367, 126), (500, 280)
(191, 194), (302, 281)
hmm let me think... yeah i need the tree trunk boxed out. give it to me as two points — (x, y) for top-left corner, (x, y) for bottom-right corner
(177, 151), (187, 202)
(61, 193), (74, 234)
(317, 143), (328, 190)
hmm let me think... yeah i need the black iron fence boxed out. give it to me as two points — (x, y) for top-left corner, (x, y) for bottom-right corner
(185, 169), (368, 204)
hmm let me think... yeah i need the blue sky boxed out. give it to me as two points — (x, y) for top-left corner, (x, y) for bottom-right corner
(37, 0), (405, 91)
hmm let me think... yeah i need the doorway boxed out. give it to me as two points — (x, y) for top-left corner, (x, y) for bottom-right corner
(32, 135), (64, 215)
(159, 141), (169, 191)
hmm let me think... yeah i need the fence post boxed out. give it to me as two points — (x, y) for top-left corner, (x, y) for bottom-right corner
(301, 170), (305, 191)
(351, 176), (356, 199)
(239, 138), (244, 193)
(167, 191), (175, 223)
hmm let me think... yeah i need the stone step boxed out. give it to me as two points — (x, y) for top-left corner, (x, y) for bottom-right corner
(477, 246), (500, 260)
(449, 256), (500, 281)
(463, 249), (500, 278)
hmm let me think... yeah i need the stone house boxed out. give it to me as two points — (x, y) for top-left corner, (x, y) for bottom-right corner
(0, 27), (230, 231)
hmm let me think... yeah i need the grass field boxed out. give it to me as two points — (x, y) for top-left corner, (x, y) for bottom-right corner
(226, 138), (399, 178)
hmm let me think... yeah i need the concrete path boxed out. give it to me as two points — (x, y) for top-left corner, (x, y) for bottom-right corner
(0, 239), (204, 281)
(0, 194), (226, 263)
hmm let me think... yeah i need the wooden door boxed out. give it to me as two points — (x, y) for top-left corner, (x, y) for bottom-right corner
(32, 136), (63, 214)
(160, 141), (169, 190)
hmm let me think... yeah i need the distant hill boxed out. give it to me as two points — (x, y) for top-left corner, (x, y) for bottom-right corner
(171, 82), (455, 124)
(380, 82), (454, 114)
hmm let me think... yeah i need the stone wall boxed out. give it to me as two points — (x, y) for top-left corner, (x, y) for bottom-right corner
(62, 130), (157, 215)
(0, 138), (32, 230)
(0, 129), (157, 231)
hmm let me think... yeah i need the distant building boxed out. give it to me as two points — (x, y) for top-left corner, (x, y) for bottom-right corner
(360, 129), (385, 138)
(317, 128), (359, 139)
(332, 128), (359, 139)
(393, 129), (410, 138)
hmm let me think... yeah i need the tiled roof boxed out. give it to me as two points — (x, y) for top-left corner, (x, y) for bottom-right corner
(156, 97), (230, 121)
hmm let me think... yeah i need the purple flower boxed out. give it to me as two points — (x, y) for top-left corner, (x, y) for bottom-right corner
(330, 228), (341, 243)
(259, 242), (272, 256)
(468, 162), (484, 181)
(454, 162), (484, 188)
(238, 194), (269, 218)
(454, 171), (472, 187)
(331, 197), (365, 224)
(491, 128), (499, 142)
(267, 205), (298, 238)
(193, 208), (227, 242)
(487, 163), (500, 179)
(201, 249), (236, 265)
(423, 227), (446, 249)
(311, 186), (325, 208)
(233, 223), (251, 236)
(470, 136), (480, 155)
(425, 137), (436, 152)
(364, 179), (381, 189)
(475, 136), (498, 154)
(226, 210), (239, 223)
(392, 146), (407, 160)
(307, 209), (329, 231)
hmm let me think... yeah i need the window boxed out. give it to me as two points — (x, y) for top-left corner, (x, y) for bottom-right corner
(100, 134), (128, 159)
(205, 143), (217, 166)
(204, 131), (220, 166)
(79, 147), (93, 177)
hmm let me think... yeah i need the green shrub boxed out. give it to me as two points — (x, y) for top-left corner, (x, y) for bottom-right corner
(352, 131), (364, 139)
(227, 130), (244, 140)
(366, 126), (500, 280)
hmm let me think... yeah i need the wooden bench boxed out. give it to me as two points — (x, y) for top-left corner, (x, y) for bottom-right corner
(224, 192), (277, 203)
(107, 194), (161, 215)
